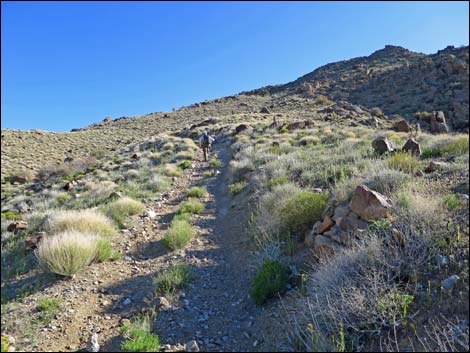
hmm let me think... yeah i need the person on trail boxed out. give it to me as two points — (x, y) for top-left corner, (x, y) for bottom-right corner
(198, 131), (215, 162)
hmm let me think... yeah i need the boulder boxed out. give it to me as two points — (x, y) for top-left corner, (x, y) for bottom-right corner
(24, 232), (48, 252)
(372, 136), (394, 155)
(394, 119), (412, 132)
(349, 185), (392, 221)
(7, 221), (29, 233)
(336, 212), (368, 231)
(402, 138), (421, 157)
(63, 180), (77, 191)
(425, 161), (447, 173)
(235, 124), (249, 134)
(314, 235), (341, 254)
(259, 107), (271, 114)
(286, 121), (306, 131)
(86, 333), (100, 352)
(332, 205), (350, 221)
(324, 226), (351, 245)
(431, 111), (449, 133)
(316, 215), (334, 234)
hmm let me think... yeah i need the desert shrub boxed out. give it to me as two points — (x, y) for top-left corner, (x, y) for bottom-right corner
(163, 164), (183, 177)
(175, 150), (194, 161)
(35, 231), (99, 276)
(153, 264), (191, 296)
(56, 193), (71, 204)
(209, 157), (223, 168)
(47, 209), (116, 237)
(387, 152), (420, 174)
(280, 191), (329, 234)
(365, 168), (412, 195)
(268, 176), (289, 191)
(187, 186), (207, 198)
(102, 197), (143, 228)
(299, 136), (320, 146)
(414, 111), (433, 120)
(147, 174), (171, 192)
(1, 211), (22, 220)
(228, 181), (246, 195)
(177, 199), (205, 215)
(443, 194), (461, 211)
(250, 259), (289, 305)
(164, 220), (194, 250)
(172, 212), (191, 222)
(37, 156), (97, 183)
(36, 297), (62, 325)
(422, 136), (469, 158)
(178, 160), (191, 169)
(120, 315), (160, 352)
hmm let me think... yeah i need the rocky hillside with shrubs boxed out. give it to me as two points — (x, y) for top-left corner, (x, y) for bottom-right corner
(1, 45), (469, 352)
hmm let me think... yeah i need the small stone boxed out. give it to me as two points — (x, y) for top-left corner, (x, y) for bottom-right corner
(435, 255), (450, 267)
(185, 340), (200, 352)
(442, 275), (459, 290)
(86, 333), (100, 352)
(123, 298), (132, 306)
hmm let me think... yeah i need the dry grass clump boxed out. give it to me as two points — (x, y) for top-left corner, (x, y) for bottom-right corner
(102, 197), (144, 228)
(162, 164), (183, 177)
(35, 231), (100, 276)
(47, 209), (116, 237)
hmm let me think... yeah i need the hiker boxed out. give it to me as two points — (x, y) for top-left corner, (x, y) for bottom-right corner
(198, 131), (215, 162)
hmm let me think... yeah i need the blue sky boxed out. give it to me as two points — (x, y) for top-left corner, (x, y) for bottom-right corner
(2, 1), (469, 132)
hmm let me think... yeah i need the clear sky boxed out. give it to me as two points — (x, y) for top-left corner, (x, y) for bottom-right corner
(1, 1), (469, 132)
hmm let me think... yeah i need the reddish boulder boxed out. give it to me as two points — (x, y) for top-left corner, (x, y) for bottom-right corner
(349, 185), (392, 221)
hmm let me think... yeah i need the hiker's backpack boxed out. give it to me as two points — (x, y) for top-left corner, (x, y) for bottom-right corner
(202, 134), (210, 147)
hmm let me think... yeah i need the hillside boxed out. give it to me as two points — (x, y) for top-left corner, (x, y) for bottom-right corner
(1, 45), (469, 352)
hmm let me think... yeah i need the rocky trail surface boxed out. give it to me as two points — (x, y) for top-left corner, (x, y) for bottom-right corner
(6, 138), (285, 352)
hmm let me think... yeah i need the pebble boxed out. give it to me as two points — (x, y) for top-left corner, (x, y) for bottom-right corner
(442, 275), (460, 290)
(123, 298), (132, 306)
(185, 340), (200, 352)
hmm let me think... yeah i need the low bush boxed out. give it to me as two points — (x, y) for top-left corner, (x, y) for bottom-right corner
(164, 220), (194, 250)
(1, 211), (22, 220)
(280, 191), (329, 234)
(267, 176), (289, 191)
(422, 136), (469, 158)
(387, 152), (420, 174)
(178, 160), (192, 169)
(36, 297), (62, 325)
(228, 181), (246, 195)
(153, 264), (191, 296)
(187, 186), (207, 198)
(120, 315), (160, 352)
(251, 259), (289, 305)
(35, 231), (99, 276)
(102, 197), (144, 228)
(177, 199), (205, 215)
(209, 157), (223, 168)
(163, 164), (183, 177)
(95, 238), (113, 262)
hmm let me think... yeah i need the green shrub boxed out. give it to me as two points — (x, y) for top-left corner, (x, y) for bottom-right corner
(35, 231), (99, 276)
(187, 186), (207, 198)
(422, 136), (469, 158)
(56, 193), (72, 204)
(280, 191), (329, 233)
(153, 264), (191, 296)
(387, 152), (420, 174)
(228, 181), (246, 195)
(1, 211), (22, 220)
(36, 297), (62, 325)
(172, 213), (192, 222)
(251, 259), (289, 305)
(164, 220), (194, 250)
(120, 316), (160, 352)
(209, 157), (223, 168)
(279, 128), (289, 134)
(443, 194), (461, 211)
(268, 176), (289, 191)
(178, 160), (191, 170)
(177, 199), (205, 215)
(103, 197), (144, 228)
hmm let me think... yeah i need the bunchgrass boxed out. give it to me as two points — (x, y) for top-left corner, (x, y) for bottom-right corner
(187, 186), (207, 198)
(35, 231), (99, 276)
(153, 264), (191, 296)
(228, 181), (246, 195)
(120, 315), (160, 352)
(177, 199), (205, 215)
(47, 209), (116, 238)
(164, 220), (194, 251)
(102, 197), (144, 228)
(251, 259), (289, 305)
(387, 151), (420, 174)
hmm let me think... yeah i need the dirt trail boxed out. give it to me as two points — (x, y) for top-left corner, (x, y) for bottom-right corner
(12, 137), (284, 352)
